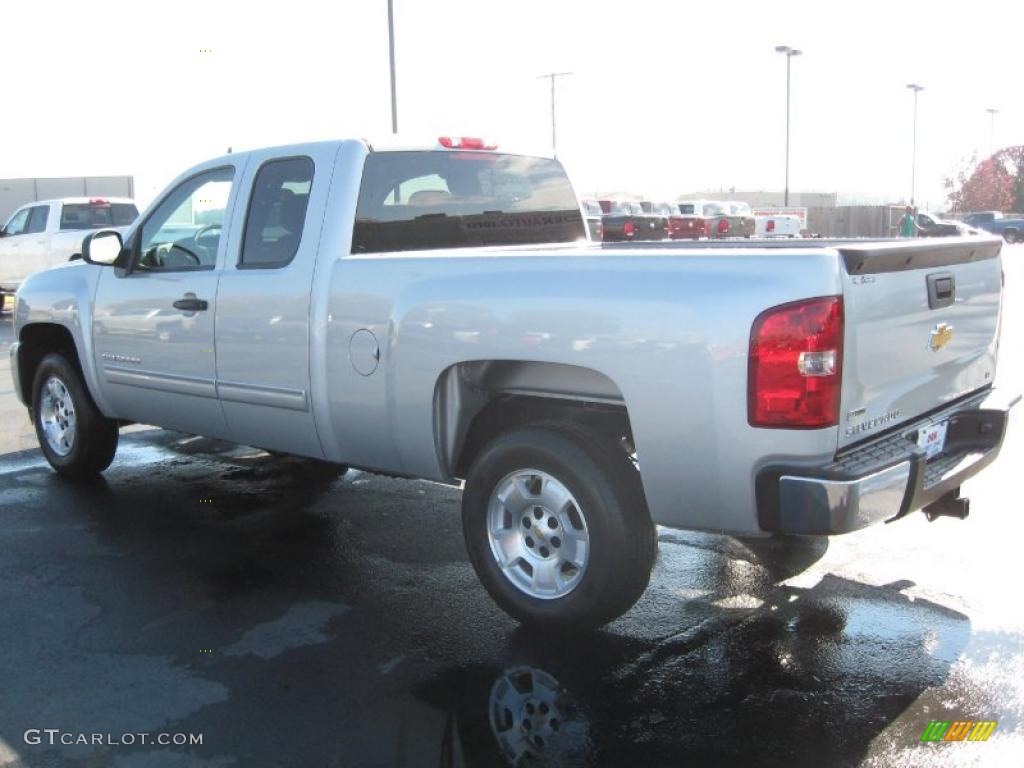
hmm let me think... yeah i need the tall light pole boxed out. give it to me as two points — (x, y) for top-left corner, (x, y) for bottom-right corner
(538, 72), (573, 157)
(906, 83), (924, 205)
(387, 0), (398, 134)
(775, 46), (802, 206)
(986, 107), (999, 156)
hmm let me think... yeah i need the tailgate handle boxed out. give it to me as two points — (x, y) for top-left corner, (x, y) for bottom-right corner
(927, 273), (955, 309)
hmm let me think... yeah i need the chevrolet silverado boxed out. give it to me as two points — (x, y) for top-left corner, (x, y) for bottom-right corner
(8, 137), (1017, 631)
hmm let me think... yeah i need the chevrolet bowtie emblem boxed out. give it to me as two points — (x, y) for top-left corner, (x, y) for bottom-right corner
(929, 323), (954, 351)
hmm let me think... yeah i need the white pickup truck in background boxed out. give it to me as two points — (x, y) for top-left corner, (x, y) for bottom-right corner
(754, 212), (803, 237)
(0, 197), (138, 311)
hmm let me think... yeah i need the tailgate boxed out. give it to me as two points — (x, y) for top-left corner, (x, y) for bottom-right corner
(838, 237), (1003, 449)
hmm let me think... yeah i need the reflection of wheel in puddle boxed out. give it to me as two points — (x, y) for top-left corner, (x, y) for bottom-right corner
(489, 666), (588, 766)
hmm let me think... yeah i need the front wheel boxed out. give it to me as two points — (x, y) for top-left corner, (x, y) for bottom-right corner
(462, 424), (656, 632)
(32, 353), (119, 479)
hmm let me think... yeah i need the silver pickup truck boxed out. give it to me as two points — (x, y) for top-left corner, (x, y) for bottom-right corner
(8, 138), (1017, 631)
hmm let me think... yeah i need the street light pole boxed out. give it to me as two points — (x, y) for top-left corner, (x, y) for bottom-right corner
(387, 0), (398, 134)
(775, 46), (802, 206)
(906, 83), (924, 205)
(986, 107), (999, 157)
(538, 72), (573, 157)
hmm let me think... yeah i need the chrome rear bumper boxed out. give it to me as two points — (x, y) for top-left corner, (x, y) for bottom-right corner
(757, 388), (1018, 535)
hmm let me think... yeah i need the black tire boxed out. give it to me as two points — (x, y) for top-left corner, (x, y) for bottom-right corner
(0, 293), (6, 313)
(1005, 230), (1018, 244)
(462, 423), (656, 633)
(31, 352), (119, 480)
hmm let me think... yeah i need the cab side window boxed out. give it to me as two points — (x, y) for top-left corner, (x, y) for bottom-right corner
(239, 157), (314, 268)
(3, 208), (30, 236)
(137, 167), (234, 271)
(26, 206), (50, 234)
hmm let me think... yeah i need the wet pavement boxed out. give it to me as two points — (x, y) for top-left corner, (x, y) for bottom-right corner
(0, 246), (1022, 767)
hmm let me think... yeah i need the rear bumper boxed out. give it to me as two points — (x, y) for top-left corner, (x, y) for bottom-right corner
(756, 388), (1019, 535)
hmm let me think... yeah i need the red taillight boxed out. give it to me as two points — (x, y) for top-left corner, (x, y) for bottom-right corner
(623, 221), (636, 237)
(438, 136), (497, 150)
(748, 296), (844, 429)
(717, 218), (729, 234)
(88, 198), (109, 206)
(766, 219), (776, 233)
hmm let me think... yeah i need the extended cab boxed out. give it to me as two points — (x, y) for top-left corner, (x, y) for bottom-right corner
(9, 138), (1017, 631)
(0, 197), (138, 310)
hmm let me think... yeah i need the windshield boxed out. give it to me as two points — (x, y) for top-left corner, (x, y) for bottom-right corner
(727, 202), (751, 216)
(353, 152), (585, 253)
(703, 202), (728, 216)
(60, 202), (138, 230)
(582, 200), (602, 216)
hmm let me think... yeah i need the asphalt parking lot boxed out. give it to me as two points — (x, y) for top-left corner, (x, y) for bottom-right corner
(0, 245), (1022, 768)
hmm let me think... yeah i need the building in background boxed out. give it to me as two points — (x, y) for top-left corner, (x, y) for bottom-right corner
(675, 189), (838, 208)
(1, 176), (134, 224)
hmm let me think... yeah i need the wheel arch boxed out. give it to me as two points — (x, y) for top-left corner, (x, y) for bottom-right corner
(15, 323), (85, 406)
(432, 360), (636, 479)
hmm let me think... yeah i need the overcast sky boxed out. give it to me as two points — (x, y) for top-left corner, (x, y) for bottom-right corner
(1, 0), (1021, 210)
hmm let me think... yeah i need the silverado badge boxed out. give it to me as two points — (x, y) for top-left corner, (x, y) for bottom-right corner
(929, 323), (954, 352)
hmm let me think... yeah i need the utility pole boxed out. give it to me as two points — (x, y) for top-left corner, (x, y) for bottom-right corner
(775, 46), (802, 206)
(538, 72), (573, 157)
(906, 83), (924, 205)
(387, 0), (398, 133)
(986, 107), (999, 157)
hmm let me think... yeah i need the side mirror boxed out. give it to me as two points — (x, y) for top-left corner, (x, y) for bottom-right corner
(81, 230), (124, 266)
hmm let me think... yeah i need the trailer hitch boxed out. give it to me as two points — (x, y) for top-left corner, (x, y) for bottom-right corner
(923, 489), (970, 521)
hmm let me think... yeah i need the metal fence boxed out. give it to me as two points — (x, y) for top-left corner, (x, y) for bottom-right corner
(806, 205), (904, 237)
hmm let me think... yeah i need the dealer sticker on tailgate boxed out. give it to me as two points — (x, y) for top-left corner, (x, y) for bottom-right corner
(917, 421), (948, 460)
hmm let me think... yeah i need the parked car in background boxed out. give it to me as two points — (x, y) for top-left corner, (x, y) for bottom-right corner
(723, 202), (756, 238)
(963, 211), (1024, 243)
(598, 200), (665, 242)
(661, 202), (706, 239)
(641, 202), (697, 240)
(10, 136), (1014, 631)
(0, 197), (138, 311)
(581, 199), (604, 241)
(916, 212), (971, 238)
(754, 212), (802, 238)
(677, 200), (753, 239)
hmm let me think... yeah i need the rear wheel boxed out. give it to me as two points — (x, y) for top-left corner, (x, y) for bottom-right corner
(462, 424), (655, 632)
(32, 353), (119, 479)
(1004, 230), (1018, 244)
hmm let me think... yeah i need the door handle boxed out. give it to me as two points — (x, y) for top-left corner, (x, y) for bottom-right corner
(173, 296), (208, 312)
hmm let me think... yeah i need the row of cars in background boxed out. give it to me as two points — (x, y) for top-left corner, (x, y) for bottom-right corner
(582, 199), (804, 242)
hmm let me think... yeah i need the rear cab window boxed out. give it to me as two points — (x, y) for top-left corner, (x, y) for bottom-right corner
(60, 201), (138, 230)
(352, 151), (585, 253)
